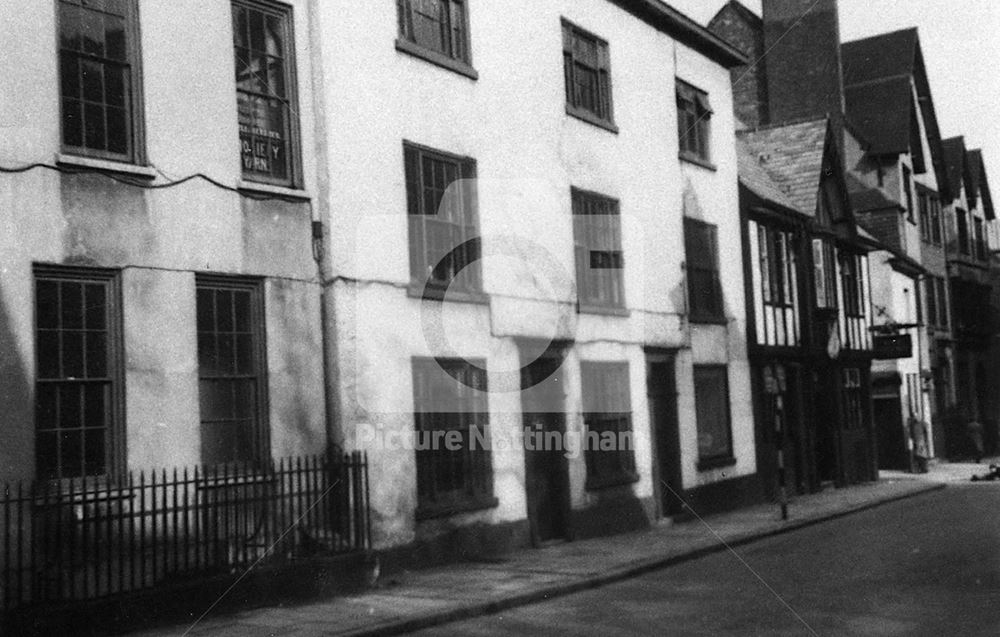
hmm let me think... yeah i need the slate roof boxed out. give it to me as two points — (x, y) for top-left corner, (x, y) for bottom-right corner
(735, 138), (799, 213)
(841, 28), (918, 86)
(737, 118), (830, 216)
(841, 28), (943, 179)
(845, 171), (901, 214)
(843, 77), (913, 155)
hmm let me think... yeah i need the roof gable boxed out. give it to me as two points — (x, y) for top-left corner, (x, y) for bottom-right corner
(842, 28), (946, 194)
(842, 28), (918, 85)
(738, 118), (830, 216)
(844, 77), (914, 155)
(968, 149), (995, 220)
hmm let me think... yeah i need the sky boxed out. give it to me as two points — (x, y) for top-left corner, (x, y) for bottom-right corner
(671, 0), (1000, 183)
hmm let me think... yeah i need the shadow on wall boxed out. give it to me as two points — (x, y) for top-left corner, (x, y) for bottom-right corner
(0, 285), (33, 482)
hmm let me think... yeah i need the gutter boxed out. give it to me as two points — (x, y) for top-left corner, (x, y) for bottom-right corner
(607, 0), (748, 68)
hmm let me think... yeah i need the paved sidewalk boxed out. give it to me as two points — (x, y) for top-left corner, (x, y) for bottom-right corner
(881, 455), (1000, 483)
(132, 477), (944, 637)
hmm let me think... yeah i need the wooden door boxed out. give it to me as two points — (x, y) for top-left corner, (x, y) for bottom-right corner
(646, 353), (682, 517)
(520, 348), (570, 544)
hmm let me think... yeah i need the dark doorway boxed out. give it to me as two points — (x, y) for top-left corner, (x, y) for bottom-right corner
(813, 369), (839, 485)
(873, 375), (907, 470)
(520, 344), (571, 544)
(646, 351), (682, 517)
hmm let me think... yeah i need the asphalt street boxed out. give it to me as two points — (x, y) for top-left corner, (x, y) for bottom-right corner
(411, 484), (1000, 636)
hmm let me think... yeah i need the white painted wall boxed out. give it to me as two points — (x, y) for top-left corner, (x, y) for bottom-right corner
(0, 0), (327, 480)
(313, 0), (750, 548)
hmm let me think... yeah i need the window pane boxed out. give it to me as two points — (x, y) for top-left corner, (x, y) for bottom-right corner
(104, 66), (126, 107)
(235, 334), (254, 375)
(63, 331), (85, 378)
(233, 5), (248, 48)
(60, 3), (83, 51)
(248, 8), (265, 52)
(197, 280), (262, 465)
(63, 99), (84, 148)
(37, 280), (60, 329)
(86, 331), (107, 378)
(198, 333), (218, 376)
(81, 8), (106, 57)
(59, 385), (83, 430)
(233, 291), (251, 331)
(60, 54), (80, 99)
(219, 334), (236, 375)
(83, 429), (105, 475)
(84, 102), (106, 150)
(84, 283), (107, 329)
(106, 107), (127, 154)
(197, 287), (216, 332)
(694, 367), (731, 459)
(217, 290), (234, 331)
(104, 14), (126, 61)
(200, 379), (234, 422)
(83, 383), (106, 428)
(61, 282), (83, 329)
(265, 15), (283, 57)
(37, 331), (61, 379)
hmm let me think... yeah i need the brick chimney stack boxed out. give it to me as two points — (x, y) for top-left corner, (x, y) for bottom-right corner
(761, 0), (845, 132)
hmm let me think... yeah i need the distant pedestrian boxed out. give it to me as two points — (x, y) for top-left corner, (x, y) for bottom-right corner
(967, 418), (985, 464)
(908, 415), (930, 474)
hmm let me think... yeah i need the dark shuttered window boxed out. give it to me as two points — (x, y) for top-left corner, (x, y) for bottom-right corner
(573, 188), (625, 311)
(684, 218), (724, 322)
(581, 362), (637, 489)
(412, 358), (494, 518)
(677, 80), (712, 163)
(694, 365), (733, 466)
(562, 20), (614, 129)
(397, 0), (470, 63)
(35, 266), (121, 480)
(405, 142), (481, 296)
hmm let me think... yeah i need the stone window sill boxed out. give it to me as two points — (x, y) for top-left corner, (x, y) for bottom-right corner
(395, 38), (478, 80)
(56, 153), (157, 180)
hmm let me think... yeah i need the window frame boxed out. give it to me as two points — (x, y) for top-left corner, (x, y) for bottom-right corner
(572, 187), (627, 313)
(758, 225), (796, 311)
(34, 264), (124, 483)
(974, 217), (987, 261)
(195, 274), (270, 468)
(925, 276), (938, 329)
(684, 218), (726, 323)
(957, 208), (971, 256)
(404, 140), (483, 301)
(812, 236), (838, 309)
(693, 365), (735, 469)
(411, 357), (496, 519)
(676, 79), (714, 168)
(580, 361), (637, 490)
(57, 0), (145, 165)
(936, 277), (949, 327)
(562, 18), (616, 133)
(232, 0), (303, 189)
(396, 0), (476, 79)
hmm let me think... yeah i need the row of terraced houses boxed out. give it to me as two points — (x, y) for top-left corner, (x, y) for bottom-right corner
(0, 0), (996, 626)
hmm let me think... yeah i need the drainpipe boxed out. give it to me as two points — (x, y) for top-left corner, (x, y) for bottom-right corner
(307, 0), (343, 455)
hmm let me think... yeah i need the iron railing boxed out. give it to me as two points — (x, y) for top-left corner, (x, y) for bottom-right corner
(1, 452), (370, 613)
